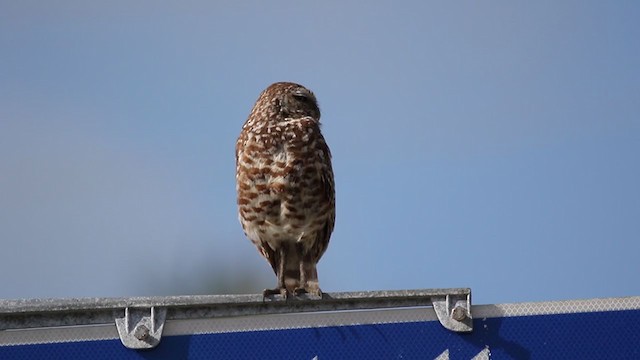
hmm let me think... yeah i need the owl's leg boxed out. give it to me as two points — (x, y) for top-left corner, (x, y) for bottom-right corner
(293, 259), (307, 296)
(294, 255), (322, 298)
(263, 246), (289, 298)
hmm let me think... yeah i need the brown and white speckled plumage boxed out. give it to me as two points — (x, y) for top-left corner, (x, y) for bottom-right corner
(235, 82), (335, 297)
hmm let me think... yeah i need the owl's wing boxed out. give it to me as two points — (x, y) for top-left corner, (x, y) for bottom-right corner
(235, 134), (243, 166)
(310, 134), (336, 263)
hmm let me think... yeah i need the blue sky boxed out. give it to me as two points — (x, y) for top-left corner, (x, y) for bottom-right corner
(1, 2), (639, 306)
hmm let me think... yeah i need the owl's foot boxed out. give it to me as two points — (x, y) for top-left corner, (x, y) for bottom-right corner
(263, 287), (289, 299)
(293, 287), (306, 296)
(293, 286), (323, 298)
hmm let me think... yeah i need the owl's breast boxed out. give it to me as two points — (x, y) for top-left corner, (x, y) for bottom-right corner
(236, 123), (332, 246)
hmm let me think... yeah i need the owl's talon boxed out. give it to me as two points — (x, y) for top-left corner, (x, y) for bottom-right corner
(263, 288), (289, 299)
(293, 287), (307, 296)
(308, 288), (323, 298)
(293, 287), (323, 298)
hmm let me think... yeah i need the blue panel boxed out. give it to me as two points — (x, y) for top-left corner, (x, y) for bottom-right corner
(2, 309), (639, 359)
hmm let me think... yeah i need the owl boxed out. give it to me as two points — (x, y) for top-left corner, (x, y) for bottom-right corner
(235, 82), (335, 298)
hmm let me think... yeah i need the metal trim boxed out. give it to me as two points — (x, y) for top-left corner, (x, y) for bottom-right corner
(0, 288), (472, 339)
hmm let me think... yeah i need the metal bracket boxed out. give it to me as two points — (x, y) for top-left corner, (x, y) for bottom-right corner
(115, 306), (167, 349)
(432, 293), (473, 332)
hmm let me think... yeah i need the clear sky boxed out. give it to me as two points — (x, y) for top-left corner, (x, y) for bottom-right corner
(1, 2), (639, 306)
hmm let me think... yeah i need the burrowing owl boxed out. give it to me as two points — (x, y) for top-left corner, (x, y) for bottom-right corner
(236, 82), (335, 297)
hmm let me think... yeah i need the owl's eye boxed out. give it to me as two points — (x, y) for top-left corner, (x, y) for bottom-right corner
(292, 91), (311, 102)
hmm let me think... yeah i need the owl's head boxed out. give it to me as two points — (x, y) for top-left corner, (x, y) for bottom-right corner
(267, 82), (321, 120)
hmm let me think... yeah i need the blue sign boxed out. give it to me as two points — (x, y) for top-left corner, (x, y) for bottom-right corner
(2, 307), (639, 359)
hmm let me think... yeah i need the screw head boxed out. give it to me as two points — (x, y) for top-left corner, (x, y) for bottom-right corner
(451, 306), (467, 321)
(133, 324), (150, 341)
